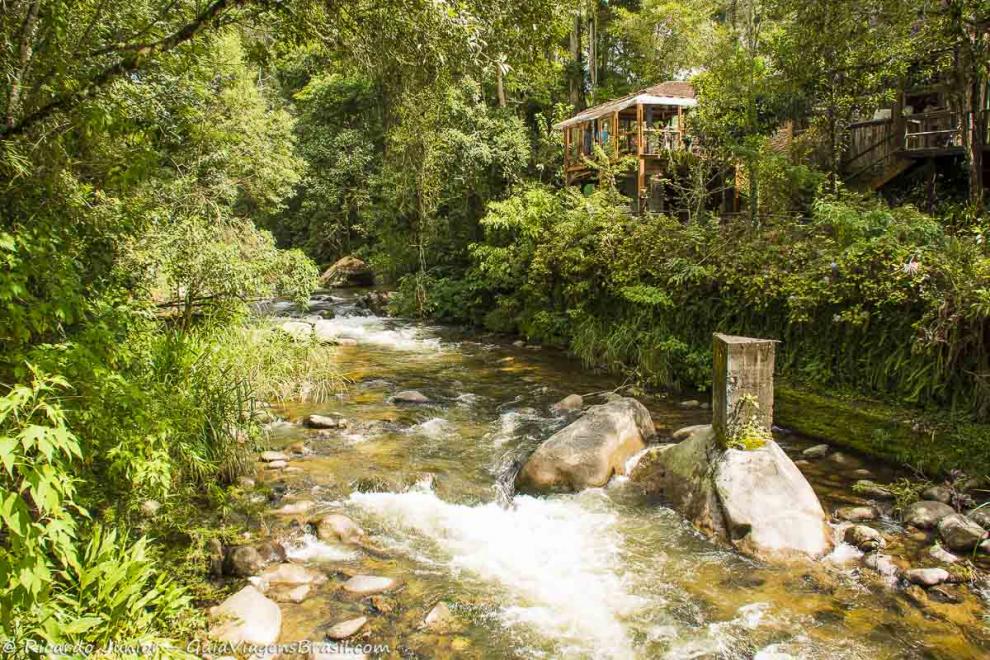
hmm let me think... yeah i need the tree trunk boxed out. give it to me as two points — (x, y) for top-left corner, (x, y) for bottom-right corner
(496, 64), (507, 108)
(569, 10), (585, 110)
(6, 0), (41, 129)
(589, 4), (598, 94)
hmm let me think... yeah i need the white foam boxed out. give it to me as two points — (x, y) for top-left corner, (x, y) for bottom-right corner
(312, 315), (441, 351)
(409, 417), (452, 439)
(487, 408), (545, 446)
(349, 487), (643, 659)
(284, 533), (359, 562)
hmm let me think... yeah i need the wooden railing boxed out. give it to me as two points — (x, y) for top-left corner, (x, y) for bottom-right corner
(904, 110), (962, 151)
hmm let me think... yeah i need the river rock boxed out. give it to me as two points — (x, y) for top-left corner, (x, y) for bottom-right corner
(269, 583), (312, 604)
(802, 444), (829, 459)
(304, 413), (347, 429)
(929, 543), (960, 564)
(223, 545), (265, 577)
(237, 476), (256, 488)
(863, 552), (901, 579)
(423, 602), (457, 633)
(319, 256), (374, 288)
(260, 450), (288, 462)
(678, 399), (701, 409)
(342, 575), (397, 596)
(266, 460), (288, 470)
(854, 480), (894, 499)
(393, 390), (431, 404)
(672, 424), (708, 442)
(315, 514), (366, 545)
(921, 485), (953, 505)
(259, 562), (328, 587)
(285, 441), (308, 455)
(551, 394), (584, 413)
(904, 567), (950, 587)
(515, 397), (656, 493)
(902, 500), (955, 529)
(208, 585), (281, 646)
(256, 540), (287, 564)
(280, 320), (313, 341)
(843, 525), (885, 551)
(966, 507), (990, 529)
(274, 500), (315, 516)
(633, 425), (831, 559)
(937, 512), (988, 552)
(833, 506), (878, 523)
(326, 616), (367, 640)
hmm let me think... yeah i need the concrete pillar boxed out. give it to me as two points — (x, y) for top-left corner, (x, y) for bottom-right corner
(712, 333), (777, 447)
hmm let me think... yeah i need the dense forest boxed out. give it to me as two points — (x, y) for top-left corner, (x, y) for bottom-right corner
(1, 0), (989, 653)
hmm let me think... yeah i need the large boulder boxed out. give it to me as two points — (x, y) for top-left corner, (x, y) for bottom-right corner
(208, 585), (281, 646)
(937, 513), (988, 552)
(515, 397), (656, 493)
(902, 500), (955, 529)
(631, 425), (832, 560)
(319, 256), (374, 288)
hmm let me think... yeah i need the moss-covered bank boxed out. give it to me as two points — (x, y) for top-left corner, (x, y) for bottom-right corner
(776, 382), (990, 477)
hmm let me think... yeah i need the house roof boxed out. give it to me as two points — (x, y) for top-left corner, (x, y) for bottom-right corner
(554, 81), (697, 130)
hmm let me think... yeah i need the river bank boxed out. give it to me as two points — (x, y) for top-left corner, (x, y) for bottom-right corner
(191, 290), (990, 659)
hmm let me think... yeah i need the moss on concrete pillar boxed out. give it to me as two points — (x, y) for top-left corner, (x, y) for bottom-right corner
(712, 334), (778, 449)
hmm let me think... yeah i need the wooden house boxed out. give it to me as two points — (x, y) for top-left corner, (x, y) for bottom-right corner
(554, 81), (698, 212)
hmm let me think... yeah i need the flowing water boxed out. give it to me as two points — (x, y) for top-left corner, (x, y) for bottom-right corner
(255, 291), (989, 659)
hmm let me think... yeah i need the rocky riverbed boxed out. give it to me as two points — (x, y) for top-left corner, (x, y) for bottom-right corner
(199, 290), (990, 659)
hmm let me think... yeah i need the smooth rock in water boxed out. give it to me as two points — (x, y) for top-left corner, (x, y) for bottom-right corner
(337, 338), (359, 347)
(280, 321), (313, 341)
(854, 479), (894, 499)
(318, 255), (374, 288)
(672, 424), (708, 442)
(315, 513), (366, 545)
(929, 544), (960, 564)
(904, 567), (950, 587)
(966, 507), (990, 529)
(269, 583), (311, 604)
(304, 413), (347, 429)
(678, 399), (701, 409)
(921, 485), (953, 504)
(802, 444), (829, 459)
(843, 525), (885, 551)
(852, 468), (873, 478)
(829, 452), (849, 465)
(342, 575), (397, 596)
(223, 546), (265, 577)
(937, 512), (988, 552)
(259, 562), (327, 587)
(902, 500), (955, 529)
(256, 540), (287, 564)
(274, 500), (315, 516)
(260, 450), (289, 462)
(326, 616), (367, 640)
(392, 390), (431, 404)
(208, 586), (281, 646)
(423, 602), (457, 633)
(551, 393), (583, 413)
(512, 340), (525, 347)
(285, 441), (308, 455)
(237, 476), (256, 488)
(515, 397), (656, 493)
(833, 506), (878, 523)
(863, 552), (901, 579)
(635, 425), (831, 559)
(266, 460), (288, 470)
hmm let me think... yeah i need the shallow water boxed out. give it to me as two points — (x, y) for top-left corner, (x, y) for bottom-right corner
(256, 292), (990, 659)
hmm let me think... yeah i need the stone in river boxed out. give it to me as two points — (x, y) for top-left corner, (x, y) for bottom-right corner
(208, 585), (281, 646)
(392, 390), (431, 404)
(863, 552), (901, 579)
(937, 512), (988, 552)
(342, 575), (397, 595)
(279, 321), (313, 341)
(285, 441), (308, 455)
(904, 567), (950, 587)
(515, 397), (655, 492)
(843, 524), (885, 551)
(260, 450), (288, 462)
(423, 602), (457, 633)
(269, 583), (312, 604)
(921, 484), (953, 504)
(223, 545), (264, 577)
(902, 500), (955, 529)
(315, 513), (366, 545)
(326, 616), (367, 639)
(259, 562), (327, 587)
(802, 444), (829, 459)
(833, 506), (878, 523)
(678, 399), (701, 409)
(304, 414), (347, 429)
(966, 507), (990, 529)
(551, 393), (583, 413)
(854, 479), (894, 499)
(274, 500), (315, 516)
(929, 543), (960, 564)
(265, 459), (288, 470)
(671, 424), (708, 442)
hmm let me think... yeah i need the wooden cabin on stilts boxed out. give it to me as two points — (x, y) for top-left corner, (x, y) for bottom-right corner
(554, 81), (698, 213)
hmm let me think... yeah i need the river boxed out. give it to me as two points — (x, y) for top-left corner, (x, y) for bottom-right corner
(254, 291), (989, 659)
